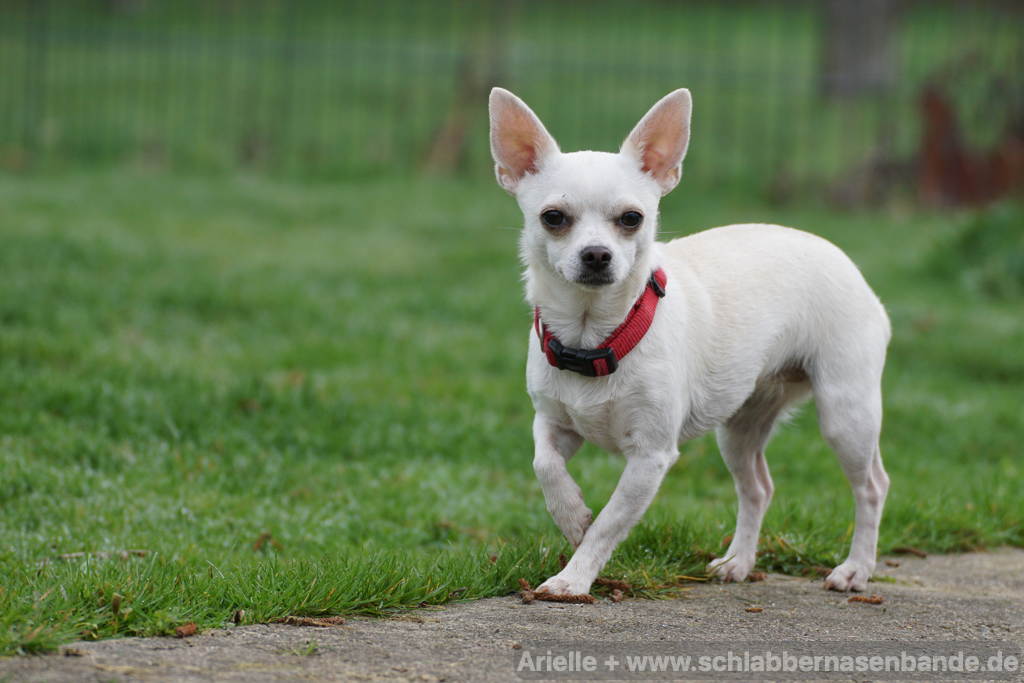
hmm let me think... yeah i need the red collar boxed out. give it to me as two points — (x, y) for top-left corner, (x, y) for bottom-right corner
(533, 268), (667, 377)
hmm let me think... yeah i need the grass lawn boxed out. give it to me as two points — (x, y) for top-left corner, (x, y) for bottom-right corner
(1, 171), (1021, 655)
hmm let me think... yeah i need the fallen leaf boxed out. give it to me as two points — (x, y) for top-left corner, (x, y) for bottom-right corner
(747, 571), (767, 582)
(745, 607), (764, 613)
(848, 594), (885, 605)
(532, 591), (596, 604)
(884, 560), (900, 567)
(891, 546), (927, 558)
(252, 531), (283, 552)
(594, 577), (632, 592)
(518, 578), (536, 604)
(610, 589), (624, 603)
(175, 622), (197, 638)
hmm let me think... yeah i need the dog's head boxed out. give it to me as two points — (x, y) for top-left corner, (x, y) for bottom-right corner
(489, 88), (691, 289)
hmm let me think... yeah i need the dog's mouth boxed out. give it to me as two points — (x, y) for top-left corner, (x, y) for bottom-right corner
(574, 272), (614, 287)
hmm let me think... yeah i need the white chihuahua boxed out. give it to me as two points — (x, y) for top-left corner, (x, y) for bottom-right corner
(489, 87), (891, 596)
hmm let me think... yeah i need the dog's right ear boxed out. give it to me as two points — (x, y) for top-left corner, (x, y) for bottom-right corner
(489, 88), (559, 193)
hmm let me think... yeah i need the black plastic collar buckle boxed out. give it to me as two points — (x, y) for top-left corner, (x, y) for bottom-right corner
(546, 338), (618, 377)
(649, 272), (666, 298)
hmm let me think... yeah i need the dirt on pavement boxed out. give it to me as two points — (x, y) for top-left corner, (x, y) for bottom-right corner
(1, 548), (1021, 682)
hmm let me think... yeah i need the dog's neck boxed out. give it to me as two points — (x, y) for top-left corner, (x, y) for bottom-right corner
(527, 253), (654, 349)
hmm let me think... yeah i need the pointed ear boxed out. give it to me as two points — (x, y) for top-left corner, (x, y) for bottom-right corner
(620, 88), (692, 195)
(489, 87), (559, 193)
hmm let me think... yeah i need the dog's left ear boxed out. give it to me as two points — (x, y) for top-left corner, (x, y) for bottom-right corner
(621, 89), (692, 195)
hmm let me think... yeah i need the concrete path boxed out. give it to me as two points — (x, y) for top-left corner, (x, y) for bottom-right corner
(2, 549), (1021, 682)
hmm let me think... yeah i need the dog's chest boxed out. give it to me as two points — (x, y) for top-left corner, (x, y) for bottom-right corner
(536, 393), (626, 453)
(569, 402), (623, 452)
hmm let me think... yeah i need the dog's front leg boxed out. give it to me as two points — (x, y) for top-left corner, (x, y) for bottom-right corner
(537, 448), (678, 596)
(533, 415), (590, 547)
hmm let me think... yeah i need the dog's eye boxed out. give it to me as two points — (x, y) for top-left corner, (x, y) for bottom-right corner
(619, 211), (643, 229)
(540, 210), (567, 228)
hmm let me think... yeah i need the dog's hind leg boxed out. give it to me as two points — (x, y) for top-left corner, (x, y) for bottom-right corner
(533, 415), (590, 548)
(708, 430), (775, 582)
(709, 379), (807, 581)
(814, 376), (889, 592)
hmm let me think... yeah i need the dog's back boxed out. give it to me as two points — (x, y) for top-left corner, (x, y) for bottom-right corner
(655, 223), (890, 444)
(663, 223), (890, 376)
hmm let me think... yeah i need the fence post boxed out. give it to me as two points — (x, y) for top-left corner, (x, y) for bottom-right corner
(277, 0), (299, 172)
(819, 0), (898, 98)
(22, 0), (49, 164)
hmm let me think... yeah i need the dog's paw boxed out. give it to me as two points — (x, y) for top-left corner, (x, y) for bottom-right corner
(707, 554), (756, 582)
(536, 572), (593, 597)
(557, 507), (593, 549)
(824, 560), (872, 592)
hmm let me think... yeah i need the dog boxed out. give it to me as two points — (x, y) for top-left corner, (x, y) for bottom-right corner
(488, 87), (891, 596)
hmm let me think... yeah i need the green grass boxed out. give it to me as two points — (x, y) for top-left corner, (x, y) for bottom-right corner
(1, 171), (1022, 656)
(929, 203), (1024, 299)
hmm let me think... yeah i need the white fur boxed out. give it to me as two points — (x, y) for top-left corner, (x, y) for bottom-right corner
(489, 87), (891, 595)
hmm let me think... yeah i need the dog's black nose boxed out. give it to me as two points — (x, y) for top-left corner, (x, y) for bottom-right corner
(580, 246), (612, 271)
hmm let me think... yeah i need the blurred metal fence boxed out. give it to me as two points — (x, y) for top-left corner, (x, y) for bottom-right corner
(1, 0), (1021, 198)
